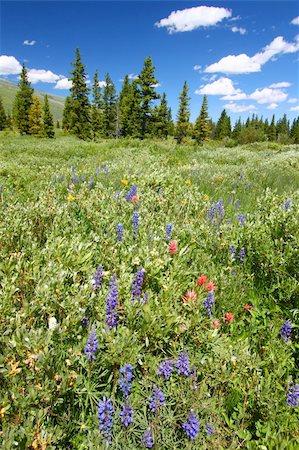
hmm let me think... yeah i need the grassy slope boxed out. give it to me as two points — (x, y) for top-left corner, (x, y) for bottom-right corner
(0, 78), (65, 122)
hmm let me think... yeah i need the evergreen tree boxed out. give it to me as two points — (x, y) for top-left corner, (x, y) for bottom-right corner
(215, 109), (231, 140)
(127, 80), (142, 138)
(91, 69), (103, 138)
(56, 120), (60, 128)
(268, 115), (276, 141)
(119, 75), (133, 137)
(152, 93), (171, 139)
(43, 94), (55, 138)
(137, 56), (160, 138)
(232, 118), (242, 141)
(0, 96), (6, 130)
(28, 96), (43, 136)
(276, 114), (289, 141)
(175, 81), (190, 144)
(103, 73), (117, 138)
(6, 112), (13, 130)
(193, 95), (210, 144)
(62, 96), (73, 131)
(13, 64), (33, 134)
(69, 48), (91, 140)
(290, 117), (299, 144)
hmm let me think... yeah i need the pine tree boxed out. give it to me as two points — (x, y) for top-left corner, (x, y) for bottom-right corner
(268, 115), (276, 141)
(69, 48), (91, 140)
(232, 118), (242, 141)
(126, 80), (142, 138)
(152, 93), (171, 139)
(56, 120), (60, 128)
(91, 70), (103, 138)
(28, 96), (43, 136)
(0, 96), (7, 130)
(6, 112), (13, 130)
(119, 75), (133, 137)
(43, 95), (54, 138)
(290, 117), (299, 144)
(193, 95), (210, 144)
(103, 73), (117, 138)
(215, 109), (231, 140)
(137, 56), (160, 139)
(62, 96), (73, 131)
(13, 64), (33, 134)
(175, 81), (190, 144)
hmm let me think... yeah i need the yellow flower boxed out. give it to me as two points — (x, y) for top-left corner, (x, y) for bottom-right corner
(0, 405), (10, 419)
(67, 194), (76, 202)
(185, 179), (192, 186)
(203, 194), (210, 201)
(8, 360), (22, 377)
(121, 179), (128, 186)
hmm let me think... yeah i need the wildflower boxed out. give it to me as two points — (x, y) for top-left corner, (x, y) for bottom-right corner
(73, 173), (79, 184)
(81, 175), (86, 182)
(71, 165), (75, 172)
(104, 166), (109, 176)
(228, 196), (232, 204)
(88, 178), (93, 188)
(141, 291), (149, 305)
(132, 210), (139, 237)
(84, 328), (98, 361)
(119, 403), (134, 427)
(98, 396), (114, 444)
(91, 265), (103, 290)
(131, 195), (139, 203)
(96, 166), (100, 175)
(119, 364), (134, 398)
(53, 173), (57, 183)
(197, 274), (207, 286)
(212, 319), (221, 329)
(238, 247), (245, 263)
(106, 275), (118, 329)
(67, 194), (76, 202)
(142, 430), (153, 448)
(149, 386), (165, 413)
(186, 179), (192, 186)
(166, 223), (173, 241)
(280, 320), (292, 342)
(81, 317), (89, 327)
(237, 213), (246, 225)
(61, 174), (65, 181)
(48, 316), (58, 331)
(182, 290), (196, 304)
(233, 181), (237, 188)
(157, 359), (175, 380)
(206, 422), (214, 435)
(126, 185), (137, 202)
(182, 411), (199, 440)
(121, 179), (129, 186)
(132, 267), (144, 302)
(235, 199), (241, 209)
(169, 240), (177, 254)
(285, 198), (291, 210)
(205, 281), (216, 292)
(224, 312), (235, 323)
(229, 245), (236, 261)
(203, 194), (209, 201)
(207, 199), (224, 223)
(286, 384), (299, 407)
(176, 352), (190, 376)
(117, 223), (123, 242)
(243, 304), (253, 310)
(203, 291), (214, 318)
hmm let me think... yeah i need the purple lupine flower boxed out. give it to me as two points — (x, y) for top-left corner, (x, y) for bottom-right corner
(132, 210), (139, 237)
(119, 364), (134, 398)
(71, 165), (75, 172)
(132, 267), (144, 302)
(141, 291), (149, 305)
(115, 191), (121, 200)
(235, 199), (241, 210)
(207, 199), (224, 224)
(249, 182), (253, 189)
(142, 430), (153, 448)
(206, 422), (214, 435)
(203, 291), (215, 318)
(176, 352), (190, 376)
(149, 386), (165, 413)
(239, 173), (243, 181)
(229, 245), (236, 261)
(237, 213), (246, 225)
(228, 196), (232, 204)
(72, 173), (79, 184)
(106, 275), (118, 329)
(119, 403), (134, 427)
(182, 411), (199, 440)
(104, 166), (109, 176)
(98, 396), (114, 444)
(61, 174), (65, 181)
(157, 359), (175, 380)
(286, 384), (299, 407)
(92, 265), (103, 290)
(285, 198), (291, 210)
(84, 328), (98, 361)
(53, 173), (57, 183)
(81, 175), (86, 182)
(81, 317), (89, 328)
(280, 320), (292, 342)
(96, 166), (100, 175)
(117, 223), (123, 242)
(233, 181), (237, 188)
(238, 247), (245, 263)
(88, 178), (93, 188)
(166, 223), (173, 241)
(126, 185), (137, 202)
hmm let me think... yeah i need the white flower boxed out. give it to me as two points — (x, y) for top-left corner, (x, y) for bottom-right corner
(48, 316), (58, 331)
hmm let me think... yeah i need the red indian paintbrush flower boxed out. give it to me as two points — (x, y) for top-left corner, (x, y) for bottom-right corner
(182, 290), (197, 304)
(131, 195), (139, 203)
(169, 240), (177, 254)
(197, 275), (207, 286)
(212, 319), (221, 329)
(205, 281), (216, 291)
(243, 304), (253, 310)
(224, 312), (235, 322)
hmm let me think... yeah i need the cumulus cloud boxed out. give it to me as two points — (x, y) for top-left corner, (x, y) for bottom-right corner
(128, 73), (138, 80)
(231, 26), (246, 35)
(267, 103), (278, 110)
(98, 81), (107, 88)
(221, 92), (248, 101)
(291, 16), (299, 25)
(23, 40), (36, 46)
(195, 77), (241, 96)
(249, 87), (287, 104)
(288, 97), (298, 103)
(0, 55), (22, 75)
(290, 105), (299, 111)
(27, 69), (60, 84)
(224, 103), (256, 113)
(205, 35), (299, 74)
(193, 64), (202, 72)
(54, 78), (72, 89)
(155, 6), (231, 33)
(269, 82), (291, 88)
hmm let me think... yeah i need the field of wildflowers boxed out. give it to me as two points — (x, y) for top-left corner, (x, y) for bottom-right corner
(0, 135), (298, 449)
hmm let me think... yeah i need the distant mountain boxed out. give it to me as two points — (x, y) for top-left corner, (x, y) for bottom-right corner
(0, 78), (66, 122)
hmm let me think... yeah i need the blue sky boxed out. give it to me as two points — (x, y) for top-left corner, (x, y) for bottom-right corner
(1, 1), (299, 122)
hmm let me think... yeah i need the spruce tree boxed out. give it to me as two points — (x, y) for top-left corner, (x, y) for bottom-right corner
(152, 93), (171, 139)
(268, 115), (276, 141)
(215, 109), (231, 140)
(193, 95), (210, 144)
(91, 70), (103, 138)
(43, 95), (54, 138)
(175, 81), (190, 144)
(290, 117), (299, 144)
(119, 75), (133, 137)
(28, 96), (43, 136)
(6, 112), (13, 130)
(233, 118), (242, 141)
(137, 56), (160, 139)
(56, 121), (60, 128)
(62, 96), (73, 131)
(126, 80), (142, 138)
(69, 48), (91, 140)
(13, 64), (33, 134)
(0, 96), (7, 130)
(103, 73), (117, 138)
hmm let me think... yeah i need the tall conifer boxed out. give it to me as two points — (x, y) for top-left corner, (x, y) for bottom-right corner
(13, 64), (33, 134)
(103, 73), (117, 138)
(194, 95), (210, 143)
(0, 96), (6, 130)
(28, 96), (43, 136)
(175, 81), (190, 144)
(43, 95), (55, 138)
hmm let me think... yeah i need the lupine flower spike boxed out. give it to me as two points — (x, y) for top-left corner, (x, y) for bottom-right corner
(98, 397), (114, 444)
(182, 411), (199, 440)
(84, 328), (98, 361)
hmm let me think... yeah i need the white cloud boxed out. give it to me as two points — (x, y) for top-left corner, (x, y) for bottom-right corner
(205, 35), (299, 74)
(267, 103), (278, 110)
(249, 87), (287, 104)
(27, 69), (60, 84)
(195, 77), (242, 96)
(221, 92), (248, 101)
(224, 103), (256, 113)
(269, 82), (291, 88)
(155, 6), (231, 33)
(0, 55), (22, 75)
(98, 81), (107, 88)
(128, 73), (138, 80)
(288, 97), (298, 103)
(290, 105), (299, 111)
(54, 78), (72, 89)
(231, 26), (246, 35)
(193, 64), (202, 72)
(23, 40), (36, 46)
(291, 16), (299, 25)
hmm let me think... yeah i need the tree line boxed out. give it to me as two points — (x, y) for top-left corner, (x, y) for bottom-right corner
(1, 48), (298, 144)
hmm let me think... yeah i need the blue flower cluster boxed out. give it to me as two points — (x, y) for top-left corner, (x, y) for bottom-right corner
(206, 422), (214, 435)
(84, 328), (98, 361)
(176, 352), (191, 376)
(117, 223), (123, 241)
(92, 265), (103, 290)
(119, 403), (134, 427)
(237, 213), (246, 225)
(98, 396), (114, 444)
(142, 430), (154, 448)
(182, 411), (199, 440)
(119, 364), (134, 398)
(126, 184), (137, 202)
(132, 267), (144, 302)
(238, 247), (246, 263)
(166, 223), (173, 241)
(105, 275), (118, 329)
(149, 386), (165, 413)
(280, 320), (292, 342)
(133, 210), (139, 236)
(157, 359), (175, 380)
(207, 198), (224, 224)
(204, 291), (215, 318)
(286, 384), (299, 407)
